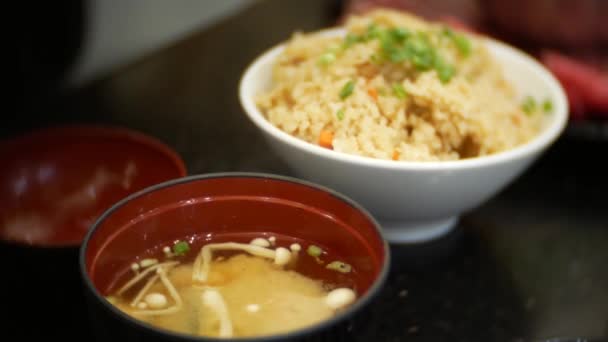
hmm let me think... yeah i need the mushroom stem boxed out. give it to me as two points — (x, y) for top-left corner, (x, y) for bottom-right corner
(133, 266), (183, 316)
(133, 304), (181, 316)
(201, 289), (233, 338)
(192, 243), (277, 283)
(117, 261), (179, 295)
(130, 274), (159, 307)
(159, 266), (183, 309)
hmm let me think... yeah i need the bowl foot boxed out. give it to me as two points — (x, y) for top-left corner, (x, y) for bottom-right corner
(380, 216), (459, 244)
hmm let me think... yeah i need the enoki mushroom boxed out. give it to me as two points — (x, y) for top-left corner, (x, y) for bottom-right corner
(201, 289), (233, 338)
(133, 266), (183, 316)
(117, 261), (179, 295)
(115, 261), (182, 316)
(130, 274), (159, 307)
(192, 242), (291, 283)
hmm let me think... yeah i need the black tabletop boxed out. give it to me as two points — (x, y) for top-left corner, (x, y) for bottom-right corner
(12, 0), (608, 341)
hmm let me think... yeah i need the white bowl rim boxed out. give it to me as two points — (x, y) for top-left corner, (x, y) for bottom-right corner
(239, 27), (569, 171)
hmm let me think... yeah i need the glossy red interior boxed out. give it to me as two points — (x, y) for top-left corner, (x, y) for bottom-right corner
(0, 125), (187, 246)
(85, 175), (387, 296)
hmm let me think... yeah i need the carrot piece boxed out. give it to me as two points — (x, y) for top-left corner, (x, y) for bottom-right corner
(511, 114), (522, 126)
(318, 130), (334, 149)
(367, 87), (378, 101)
(392, 150), (400, 160)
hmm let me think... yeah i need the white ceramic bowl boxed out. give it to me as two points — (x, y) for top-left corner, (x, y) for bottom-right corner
(239, 28), (568, 243)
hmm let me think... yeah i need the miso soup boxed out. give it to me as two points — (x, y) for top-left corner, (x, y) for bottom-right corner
(105, 234), (359, 338)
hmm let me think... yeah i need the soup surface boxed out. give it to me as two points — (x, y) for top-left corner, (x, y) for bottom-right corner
(106, 235), (358, 338)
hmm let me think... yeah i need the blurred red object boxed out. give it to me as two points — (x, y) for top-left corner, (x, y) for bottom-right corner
(541, 52), (608, 120)
(342, 0), (608, 121)
(483, 0), (608, 49)
(343, 0), (483, 25)
(0, 125), (187, 246)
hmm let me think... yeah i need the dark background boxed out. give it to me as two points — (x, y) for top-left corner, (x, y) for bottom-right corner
(13, 0), (608, 340)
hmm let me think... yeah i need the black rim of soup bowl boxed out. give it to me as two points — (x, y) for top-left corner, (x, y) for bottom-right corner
(79, 172), (391, 342)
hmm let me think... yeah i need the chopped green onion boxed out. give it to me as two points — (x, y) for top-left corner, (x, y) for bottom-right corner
(307, 245), (323, 257)
(433, 50), (456, 84)
(385, 45), (408, 63)
(380, 31), (405, 62)
(392, 83), (407, 99)
(453, 34), (472, 57)
(343, 33), (363, 49)
(326, 261), (352, 273)
(388, 27), (409, 41)
(410, 53), (434, 70)
(339, 80), (355, 100)
(405, 34), (434, 70)
(521, 96), (537, 115)
(542, 99), (553, 113)
(350, 24), (458, 84)
(365, 23), (382, 41)
(434, 56), (455, 84)
(318, 52), (336, 66)
(443, 27), (472, 57)
(173, 240), (190, 256)
(437, 65), (455, 83)
(336, 108), (345, 120)
(377, 27), (411, 63)
(406, 34), (430, 52)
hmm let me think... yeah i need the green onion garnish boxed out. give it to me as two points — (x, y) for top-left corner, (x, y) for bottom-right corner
(392, 83), (407, 99)
(443, 27), (471, 57)
(453, 34), (472, 57)
(326, 261), (352, 273)
(339, 80), (355, 100)
(340, 24), (459, 84)
(404, 34), (434, 70)
(173, 241), (190, 256)
(542, 99), (553, 113)
(307, 245), (323, 257)
(343, 33), (363, 49)
(336, 108), (345, 120)
(365, 23), (382, 41)
(389, 27), (409, 41)
(521, 96), (537, 115)
(434, 56), (455, 84)
(318, 52), (336, 66)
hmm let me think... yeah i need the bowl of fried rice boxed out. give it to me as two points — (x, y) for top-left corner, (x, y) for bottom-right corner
(239, 9), (568, 243)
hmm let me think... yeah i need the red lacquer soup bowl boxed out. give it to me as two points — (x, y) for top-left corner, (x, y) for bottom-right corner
(0, 124), (186, 340)
(80, 173), (390, 342)
(0, 124), (187, 247)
